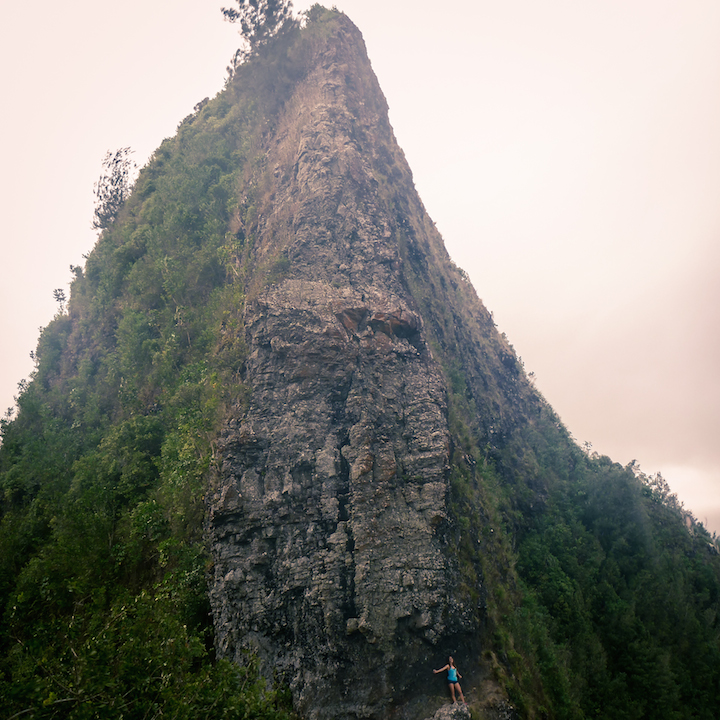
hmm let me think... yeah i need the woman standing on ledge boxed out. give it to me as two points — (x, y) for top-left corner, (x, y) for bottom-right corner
(433, 656), (466, 704)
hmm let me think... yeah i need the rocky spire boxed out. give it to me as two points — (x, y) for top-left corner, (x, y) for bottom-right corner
(206, 9), (533, 719)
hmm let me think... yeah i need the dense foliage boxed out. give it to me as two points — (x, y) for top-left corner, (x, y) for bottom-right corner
(0, 25), (307, 719)
(92, 148), (137, 231)
(437, 358), (720, 719)
(223, 0), (297, 71)
(396, 200), (720, 717)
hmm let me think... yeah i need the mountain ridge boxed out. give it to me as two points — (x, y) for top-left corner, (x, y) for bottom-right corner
(1, 7), (719, 720)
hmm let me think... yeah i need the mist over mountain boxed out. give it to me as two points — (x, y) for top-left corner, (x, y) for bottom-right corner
(1, 7), (719, 719)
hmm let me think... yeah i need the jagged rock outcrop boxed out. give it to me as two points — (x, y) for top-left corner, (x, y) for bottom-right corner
(210, 279), (453, 716)
(423, 704), (471, 720)
(207, 11), (528, 719)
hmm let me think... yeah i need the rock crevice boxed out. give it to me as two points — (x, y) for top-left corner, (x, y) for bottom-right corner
(207, 13), (479, 718)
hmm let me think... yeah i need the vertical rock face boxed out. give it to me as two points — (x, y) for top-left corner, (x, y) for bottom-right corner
(208, 13), (489, 718)
(210, 282), (452, 717)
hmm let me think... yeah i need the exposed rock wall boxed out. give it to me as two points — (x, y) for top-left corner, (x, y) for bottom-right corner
(208, 13), (488, 719)
(210, 280), (452, 717)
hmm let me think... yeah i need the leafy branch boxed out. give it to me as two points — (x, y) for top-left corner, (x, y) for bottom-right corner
(222, 0), (296, 73)
(92, 147), (136, 231)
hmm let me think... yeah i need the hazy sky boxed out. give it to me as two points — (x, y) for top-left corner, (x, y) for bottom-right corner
(2, 1), (719, 532)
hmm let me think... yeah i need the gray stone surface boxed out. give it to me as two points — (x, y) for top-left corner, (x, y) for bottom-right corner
(207, 14), (493, 719)
(423, 705), (471, 720)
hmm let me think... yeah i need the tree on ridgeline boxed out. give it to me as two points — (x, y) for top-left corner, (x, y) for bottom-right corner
(91, 147), (136, 231)
(222, 0), (296, 72)
(52, 288), (66, 314)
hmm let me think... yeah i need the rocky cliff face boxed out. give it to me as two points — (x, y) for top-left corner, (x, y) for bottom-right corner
(2, 8), (717, 720)
(207, 12), (529, 719)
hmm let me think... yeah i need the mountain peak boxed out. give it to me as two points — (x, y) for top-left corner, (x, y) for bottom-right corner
(2, 7), (718, 720)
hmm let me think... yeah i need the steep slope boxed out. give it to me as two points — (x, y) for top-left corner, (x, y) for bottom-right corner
(205, 9), (548, 719)
(1, 7), (719, 720)
(209, 11), (720, 719)
(208, 13), (456, 717)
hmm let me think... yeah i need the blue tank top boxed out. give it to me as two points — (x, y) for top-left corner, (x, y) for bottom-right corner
(447, 667), (458, 682)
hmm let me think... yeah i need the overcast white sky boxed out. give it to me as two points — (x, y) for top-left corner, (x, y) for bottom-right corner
(2, 1), (719, 533)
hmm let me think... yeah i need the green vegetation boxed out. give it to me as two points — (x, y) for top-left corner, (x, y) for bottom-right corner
(223, 0), (297, 72)
(448, 443), (708, 717)
(0, 12), (346, 711)
(92, 148), (137, 231)
(438, 350), (720, 719)
(0, 9), (352, 712)
(0, 20), (307, 719)
(395, 204), (720, 717)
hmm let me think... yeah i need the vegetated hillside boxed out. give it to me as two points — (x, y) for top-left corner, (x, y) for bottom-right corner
(1, 6), (719, 720)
